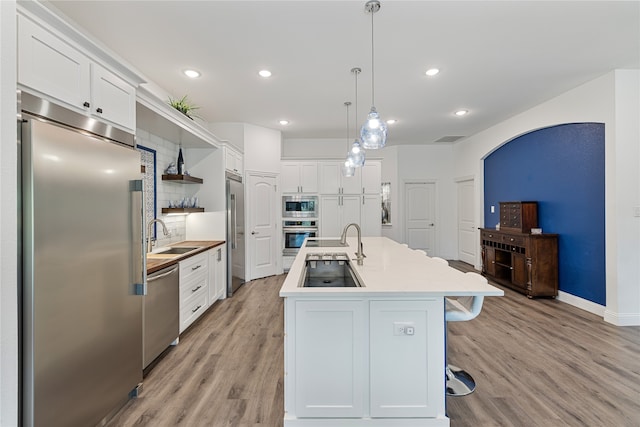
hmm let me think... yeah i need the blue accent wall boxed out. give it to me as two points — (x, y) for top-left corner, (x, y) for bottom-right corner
(484, 123), (605, 305)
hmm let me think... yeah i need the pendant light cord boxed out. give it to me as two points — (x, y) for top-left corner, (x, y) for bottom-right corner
(354, 69), (359, 136)
(346, 102), (350, 150)
(370, 9), (375, 107)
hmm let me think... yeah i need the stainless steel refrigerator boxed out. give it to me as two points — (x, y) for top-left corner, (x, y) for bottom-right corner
(226, 172), (245, 296)
(20, 92), (145, 427)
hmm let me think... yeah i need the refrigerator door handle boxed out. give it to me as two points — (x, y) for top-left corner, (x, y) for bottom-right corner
(131, 179), (146, 296)
(231, 193), (237, 250)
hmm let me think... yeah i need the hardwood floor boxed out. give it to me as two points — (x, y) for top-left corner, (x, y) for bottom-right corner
(107, 266), (640, 426)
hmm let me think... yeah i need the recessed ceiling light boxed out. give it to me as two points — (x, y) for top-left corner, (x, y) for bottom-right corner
(425, 68), (440, 77)
(259, 70), (272, 78)
(386, 119), (397, 125)
(183, 69), (201, 78)
(455, 109), (469, 116)
(279, 120), (289, 125)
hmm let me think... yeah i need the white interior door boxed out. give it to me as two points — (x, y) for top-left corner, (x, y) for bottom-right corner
(404, 182), (436, 255)
(247, 173), (277, 280)
(457, 179), (476, 265)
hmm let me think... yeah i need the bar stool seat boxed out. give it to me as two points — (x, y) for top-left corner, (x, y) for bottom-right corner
(445, 272), (486, 396)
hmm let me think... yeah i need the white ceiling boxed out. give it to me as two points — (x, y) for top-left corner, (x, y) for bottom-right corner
(45, 0), (639, 146)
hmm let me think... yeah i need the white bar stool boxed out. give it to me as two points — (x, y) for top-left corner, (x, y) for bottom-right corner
(445, 272), (486, 396)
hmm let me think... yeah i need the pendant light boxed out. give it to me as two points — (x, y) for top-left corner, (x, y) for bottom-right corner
(346, 67), (366, 168)
(360, 0), (388, 150)
(341, 102), (356, 177)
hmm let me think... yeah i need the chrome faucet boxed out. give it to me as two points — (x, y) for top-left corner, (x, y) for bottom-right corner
(340, 223), (365, 265)
(147, 218), (170, 253)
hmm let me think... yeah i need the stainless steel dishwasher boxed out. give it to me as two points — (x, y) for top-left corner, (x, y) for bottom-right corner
(144, 264), (180, 369)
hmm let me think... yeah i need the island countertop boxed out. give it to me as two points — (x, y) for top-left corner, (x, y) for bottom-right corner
(279, 236), (504, 298)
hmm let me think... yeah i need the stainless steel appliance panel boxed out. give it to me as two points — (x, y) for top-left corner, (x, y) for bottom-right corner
(144, 265), (179, 368)
(283, 220), (318, 256)
(226, 172), (245, 296)
(282, 195), (318, 218)
(22, 112), (143, 427)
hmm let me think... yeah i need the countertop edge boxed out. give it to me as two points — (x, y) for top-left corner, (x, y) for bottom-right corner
(146, 240), (225, 274)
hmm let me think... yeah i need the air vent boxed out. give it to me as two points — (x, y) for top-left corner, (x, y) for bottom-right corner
(435, 136), (465, 143)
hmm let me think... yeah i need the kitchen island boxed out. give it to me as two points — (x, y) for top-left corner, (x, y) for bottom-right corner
(280, 237), (503, 426)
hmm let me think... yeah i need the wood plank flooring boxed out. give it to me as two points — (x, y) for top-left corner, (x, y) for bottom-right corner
(107, 265), (640, 426)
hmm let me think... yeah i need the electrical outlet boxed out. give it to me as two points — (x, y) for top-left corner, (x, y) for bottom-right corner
(491, 205), (495, 213)
(393, 322), (415, 336)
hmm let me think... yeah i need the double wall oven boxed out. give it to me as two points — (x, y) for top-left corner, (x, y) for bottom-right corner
(282, 196), (318, 260)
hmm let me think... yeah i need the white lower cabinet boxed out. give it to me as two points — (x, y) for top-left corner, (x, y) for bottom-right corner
(361, 194), (382, 237)
(292, 300), (366, 418)
(284, 297), (446, 425)
(209, 245), (226, 305)
(179, 251), (209, 333)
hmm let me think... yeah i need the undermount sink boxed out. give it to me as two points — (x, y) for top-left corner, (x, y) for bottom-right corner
(299, 253), (363, 288)
(150, 246), (200, 255)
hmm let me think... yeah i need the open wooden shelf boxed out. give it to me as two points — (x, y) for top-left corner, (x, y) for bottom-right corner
(161, 207), (205, 214)
(161, 174), (203, 184)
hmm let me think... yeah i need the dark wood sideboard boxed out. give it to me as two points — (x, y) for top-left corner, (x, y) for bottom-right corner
(480, 202), (558, 298)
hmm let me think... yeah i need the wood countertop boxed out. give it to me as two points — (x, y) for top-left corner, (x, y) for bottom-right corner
(146, 240), (225, 274)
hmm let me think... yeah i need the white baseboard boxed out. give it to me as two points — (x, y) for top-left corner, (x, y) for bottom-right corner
(604, 309), (640, 326)
(557, 291), (605, 317)
(558, 291), (640, 326)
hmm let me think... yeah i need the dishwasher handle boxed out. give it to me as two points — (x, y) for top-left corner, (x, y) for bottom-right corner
(147, 265), (179, 282)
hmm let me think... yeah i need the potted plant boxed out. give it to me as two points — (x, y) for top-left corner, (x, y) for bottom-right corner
(168, 95), (200, 120)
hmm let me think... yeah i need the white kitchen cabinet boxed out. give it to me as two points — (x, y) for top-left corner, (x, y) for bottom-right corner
(17, 14), (136, 132)
(283, 297), (445, 424)
(361, 161), (381, 195)
(208, 245), (226, 305)
(361, 194), (382, 237)
(319, 195), (360, 237)
(225, 146), (243, 176)
(179, 251), (209, 333)
(318, 161), (361, 195)
(370, 299), (443, 418)
(281, 161), (318, 193)
(290, 299), (366, 418)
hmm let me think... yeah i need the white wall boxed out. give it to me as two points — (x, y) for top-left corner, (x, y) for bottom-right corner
(244, 123), (282, 174)
(1, 1), (18, 425)
(452, 70), (640, 325)
(283, 138), (349, 159)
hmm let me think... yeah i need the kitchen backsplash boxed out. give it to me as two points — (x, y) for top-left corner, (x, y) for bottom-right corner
(137, 128), (197, 248)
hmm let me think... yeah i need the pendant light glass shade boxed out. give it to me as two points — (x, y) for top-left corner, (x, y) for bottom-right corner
(342, 159), (355, 177)
(361, 0), (387, 149)
(347, 139), (366, 167)
(361, 106), (387, 149)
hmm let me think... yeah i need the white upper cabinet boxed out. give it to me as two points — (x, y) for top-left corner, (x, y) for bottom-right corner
(318, 161), (361, 194)
(281, 161), (318, 193)
(90, 63), (136, 131)
(225, 146), (243, 176)
(17, 13), (137, 132)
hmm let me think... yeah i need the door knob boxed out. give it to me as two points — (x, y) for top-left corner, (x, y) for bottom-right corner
(251, 231), (258, 235)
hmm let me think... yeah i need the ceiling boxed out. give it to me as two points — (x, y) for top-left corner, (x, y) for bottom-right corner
(45, 1), (639, 146)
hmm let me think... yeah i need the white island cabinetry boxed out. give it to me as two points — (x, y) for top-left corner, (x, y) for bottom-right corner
(280, 237), (503, 426)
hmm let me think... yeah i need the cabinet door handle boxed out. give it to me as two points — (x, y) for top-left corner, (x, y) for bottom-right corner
(83, 101), (90, 108)
(191, 285), (202, 293)
(192, 264), (202, 271)
(362, 195), (365, 205)
(96, 107), (103, 114)
(192, 305), (202, 313)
